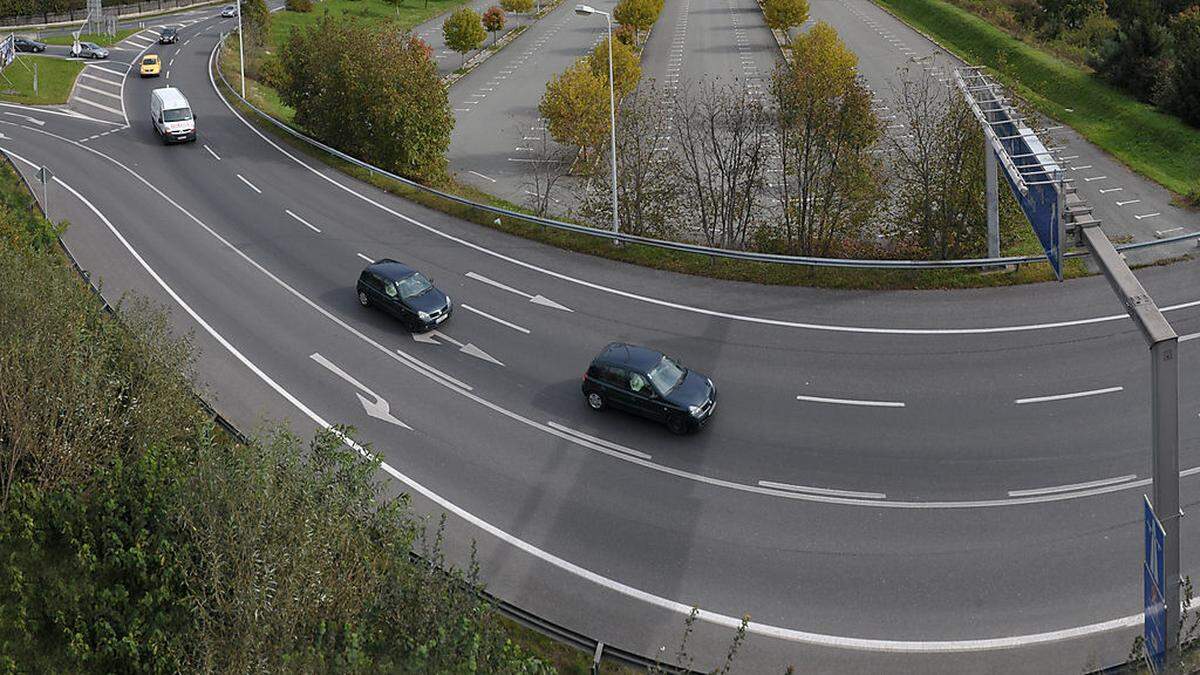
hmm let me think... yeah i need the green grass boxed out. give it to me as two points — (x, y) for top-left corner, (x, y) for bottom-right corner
(0, 55), (84, 105)
(43, 28), (139, 46)
(220, 40), (1092, 289)
(873, 0), (1200, 196)
(268, 0), (471, 48)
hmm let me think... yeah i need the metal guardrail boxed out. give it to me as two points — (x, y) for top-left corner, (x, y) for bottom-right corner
(213, 33), (1200, 271)
(2, 152), (690, 675)
(1, 0), (217, 31)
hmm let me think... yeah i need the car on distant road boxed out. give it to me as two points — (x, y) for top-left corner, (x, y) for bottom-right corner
(140, 54), (161, 77)
(582, 343), (717, 435)
(220, 5), (237, 17)
(13, 36), (46, 53)
(158, 26), (178, 43)
(72, 42), (109, 59)
(356, 259), (452, 331)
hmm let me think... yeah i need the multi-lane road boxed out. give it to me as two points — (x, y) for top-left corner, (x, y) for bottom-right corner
(2, 2), (1200, 672)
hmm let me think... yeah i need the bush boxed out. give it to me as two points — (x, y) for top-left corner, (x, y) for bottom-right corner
(762, 0), (809, 32)
(278, 17), (453, 181)
(285, 0), (313, 12)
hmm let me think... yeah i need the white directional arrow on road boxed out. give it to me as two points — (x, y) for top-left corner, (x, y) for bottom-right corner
(3, 112), (45, 127)
(411, 329), (504, 366)
(465, 271), (573, 312)
(310, 352), (412, 429)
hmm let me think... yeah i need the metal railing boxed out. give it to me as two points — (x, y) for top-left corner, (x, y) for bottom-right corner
(1, 0), (217, 31)
(212, 33), (1200, 271)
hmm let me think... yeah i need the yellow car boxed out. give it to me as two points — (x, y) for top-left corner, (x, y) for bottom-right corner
(140, 55), (161, 77)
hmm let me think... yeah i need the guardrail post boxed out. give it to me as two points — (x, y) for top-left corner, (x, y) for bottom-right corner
(591, 641), (604, 675)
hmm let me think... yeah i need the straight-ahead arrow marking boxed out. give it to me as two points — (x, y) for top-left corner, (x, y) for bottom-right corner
(411, 330), (504, 366)
(466, 271), (573, 312)
(3, 112), (44, 126)
(310, 352), (412, 429)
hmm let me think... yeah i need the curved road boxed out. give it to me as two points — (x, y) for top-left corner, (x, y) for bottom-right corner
(3, 13), (1200, 672)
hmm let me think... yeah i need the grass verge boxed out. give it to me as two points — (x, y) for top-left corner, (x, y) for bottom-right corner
(219, 41), (1089, 289)
(269, 0), (472, 48)
(872, 0), (1200, 197)
(43, 27), (138, 45)
(0, 54), (83, 104)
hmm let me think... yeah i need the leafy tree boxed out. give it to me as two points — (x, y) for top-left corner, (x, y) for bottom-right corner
(279, 17), (453, 181)
(1160, 6), (1200, 125)
(539, 59), (609, 160)
(500, 0), (532, 24)
(587, 36), (641, 99)
(767, 22), (884, 256)
(1096, 0), (1170, 100)
(1038, 0), (1105, 35)
(443, 7), (486, 67)
(762, 0), (809, 33)
(240, 0), (271, 49)
(613, 0), (660, 47)
(482, 5), (505, 45)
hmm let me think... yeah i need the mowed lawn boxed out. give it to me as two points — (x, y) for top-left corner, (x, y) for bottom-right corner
(874, 0), (1200, 196)
(269, 0), (471, 47)
(43, 28), (139, 46)
(0, 55), (84, 105)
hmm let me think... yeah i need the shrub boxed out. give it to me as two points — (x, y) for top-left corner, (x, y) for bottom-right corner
(285, 0), (312, 12)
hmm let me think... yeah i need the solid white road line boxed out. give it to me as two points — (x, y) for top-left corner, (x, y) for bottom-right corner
(73, 96), (125, 116)
(547, 422), (651, 459)
(459, 303), (530, 333)
(203, 143), (221, 160)
(796, 394), (905, 408)
(236, 173), (261, 193)
(75, 83), (123, 100)
(85, 64), (130, 77)
(468, 170), (496, 182)
(1008, 474), (1136, 498)
(1015, 386), (1123, 405)
(12, 139), (1196, 652)
(1179, 332), (1200, 342)
(78, 72), (122, 87)
(758, 480), (886, 500)
(285, 208), (321, 233)
(356, 253), (374, 263)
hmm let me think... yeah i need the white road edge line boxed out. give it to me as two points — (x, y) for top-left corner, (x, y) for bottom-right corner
(796, 394), (905, 408)
(758, 480), (885, 500)
(285, 208), (321, 233)
(1008, 474), (1136, 498)
(459, 303), (530, 333)
(1015, 386), (1123, 405)
(236, 173), (262, 193)
(547, 422), (651, 459)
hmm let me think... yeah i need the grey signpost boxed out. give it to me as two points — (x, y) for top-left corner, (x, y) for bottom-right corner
(1083, 223), (1181, 671)
(36, 165), (51, 221)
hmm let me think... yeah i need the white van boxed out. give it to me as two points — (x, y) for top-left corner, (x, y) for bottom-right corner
(150, 87), (196, 143)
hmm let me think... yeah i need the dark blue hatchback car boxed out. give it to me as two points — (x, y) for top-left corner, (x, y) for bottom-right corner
(356, 259), (452, 331)
(582, 342), (716, 434)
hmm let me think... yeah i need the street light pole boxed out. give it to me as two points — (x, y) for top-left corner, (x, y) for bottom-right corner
(575, 4), (619, 243)
(237, 0), (246, 98)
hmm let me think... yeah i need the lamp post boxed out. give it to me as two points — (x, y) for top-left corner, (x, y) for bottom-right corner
(237, 0), (246, 98)
(574, 4), (618, 243)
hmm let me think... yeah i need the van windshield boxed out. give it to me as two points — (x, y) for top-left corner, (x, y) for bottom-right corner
(163, 107), (192, 122)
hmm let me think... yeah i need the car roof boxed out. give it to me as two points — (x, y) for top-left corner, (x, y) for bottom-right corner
(153, 87), (189, 107)
(366, 258), (418, 280)
(143, 54), (159, 60)
(595, 342), (664, 371)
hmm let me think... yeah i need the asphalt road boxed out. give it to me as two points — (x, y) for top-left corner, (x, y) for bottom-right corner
(2, 8), (1200, 672)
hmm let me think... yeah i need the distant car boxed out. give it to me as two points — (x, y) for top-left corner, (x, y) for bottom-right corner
(13, 36), (46, 53)
(73, 42), (109, 59)
(140, 54), (161, 77)
(220, 5), (237, 17)
(356, 259), (452, 331)
(582, 343), (717, 435)
(158, 26), (178, 43)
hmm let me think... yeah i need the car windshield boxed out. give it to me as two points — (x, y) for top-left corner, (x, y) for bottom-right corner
(647, 356), (685, 394)
(143, 57), (157, 64)
(395, 272), (433, 299)
(163, 107), (191, 122)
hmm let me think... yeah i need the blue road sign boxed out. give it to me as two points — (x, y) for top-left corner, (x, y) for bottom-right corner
(1145, 496), (1167, 673)
(990, 120), (1064, 279)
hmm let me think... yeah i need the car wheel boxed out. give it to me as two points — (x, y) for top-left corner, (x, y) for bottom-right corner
(586, 392), (605, 411)
(357, 290), (370, 307)
(667, 414), (689, 435)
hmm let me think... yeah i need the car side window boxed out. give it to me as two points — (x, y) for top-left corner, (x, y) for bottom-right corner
(629, 372), (647, 394)
(596, 365), (625, 387)
(384, 281), (399, 298)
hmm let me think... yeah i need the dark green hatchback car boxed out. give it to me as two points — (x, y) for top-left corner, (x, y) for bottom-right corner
(581, 342), (716, 434)
(356, 259), (451, 332)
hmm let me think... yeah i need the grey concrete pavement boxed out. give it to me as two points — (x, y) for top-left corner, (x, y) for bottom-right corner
(410, 0), (526, 76)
